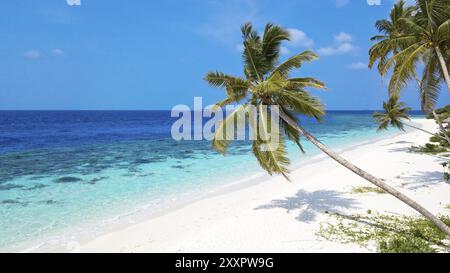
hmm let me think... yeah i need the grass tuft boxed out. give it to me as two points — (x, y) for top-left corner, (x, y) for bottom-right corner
(351, 186), (386, 194)
(317, 213), (450, 253)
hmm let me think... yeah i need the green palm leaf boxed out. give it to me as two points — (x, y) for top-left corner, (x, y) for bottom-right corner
(270, 50), (318, 78)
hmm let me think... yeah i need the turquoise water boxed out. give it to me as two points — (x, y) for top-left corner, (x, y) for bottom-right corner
(0, 111), (418, 251)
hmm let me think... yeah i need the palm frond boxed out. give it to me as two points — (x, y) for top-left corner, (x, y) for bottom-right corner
(436, 19), (450, 45)
(204, 71), (249, 102)
(373, 96), (412, 131)
(270, 50), (318, 78)
(387, 43), (427, 96)
(275, 89), (325, 120)
(288, 77), (326, 90)
(212, 104), (248, 155)
(420, 52), (441, 113)
(262, 23), (290, 75)
(280, 107), (304, 152)
(251, 106), (290, 179)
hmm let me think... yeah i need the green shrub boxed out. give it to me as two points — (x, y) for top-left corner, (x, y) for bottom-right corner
(378, 235), (436, 253)
(427, 105), (450, 120)
(317, 213), (450, 253)
(429, 131), (450, 148)
(411, 143), (448, 154)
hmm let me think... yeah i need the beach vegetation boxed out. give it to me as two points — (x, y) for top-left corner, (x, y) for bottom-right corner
(426, 104), (450, 121)
(411, 143), (448, 154)
(205, 21), (450, 236)
(373, 96), (450, 146)
(317, 213), (450, 253)
(351, 186), (386, 194)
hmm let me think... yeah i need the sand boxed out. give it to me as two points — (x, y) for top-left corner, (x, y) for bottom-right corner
(79, 118), (450, 253)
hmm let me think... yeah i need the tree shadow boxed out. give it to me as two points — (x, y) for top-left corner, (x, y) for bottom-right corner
(388, 147), (413, 153)
(401, 171), (447, 190)
(381, 141), (414, 147)
(254, 190), (359, 222)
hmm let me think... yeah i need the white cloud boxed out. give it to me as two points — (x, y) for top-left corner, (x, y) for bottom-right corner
(346, 62), (368, 70)
(318, 31), (358, 57)
(66, 0), (81, 6)
(318, 43), (357, 56)
(24, 50), (41, 59)
(51, 48), (65, 57)
(287, 28), (314, 48)
(336, 0), (350, 7)
(334, 32), (352, 43)
(367, 0), (381, 6)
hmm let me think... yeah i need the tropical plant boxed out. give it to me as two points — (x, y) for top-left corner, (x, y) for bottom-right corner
(204, 22), (450, 236)
(373, 96), (448, 140)
(369, 0), (450, 144)
(369, 0), (415, 75)
(369, 0), (450, 98)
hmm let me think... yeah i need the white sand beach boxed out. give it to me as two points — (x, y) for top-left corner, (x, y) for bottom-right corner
(79, 118), (450, 253)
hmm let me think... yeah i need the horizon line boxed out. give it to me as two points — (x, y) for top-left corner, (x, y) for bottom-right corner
(0, 109), (425, 112)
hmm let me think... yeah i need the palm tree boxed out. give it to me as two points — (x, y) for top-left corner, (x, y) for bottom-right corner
(369, 0), (415, 75)
(369, 0), (450, 144)
(370, 0), (450, 96)
(204, 22), (450, 236)
(373, 96), (449, 141)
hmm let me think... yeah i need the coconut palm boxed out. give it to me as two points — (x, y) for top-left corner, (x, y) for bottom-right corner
(204, 22), (450, 236)
(369, 0), (416, 75)
(373, 96), (448, 140)
(369, 0), (450, 144)
(370, 0), (450, 96)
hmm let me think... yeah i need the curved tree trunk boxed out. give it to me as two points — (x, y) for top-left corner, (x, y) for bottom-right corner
(432, 111), (450, 145)
(403, 123), (439, 137)
(435, 46), (450, 93)
(403, 123), (450, 143)
(279, 111), (450, 237)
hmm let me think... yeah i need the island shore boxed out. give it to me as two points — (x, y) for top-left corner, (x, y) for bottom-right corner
(79, 118), (449, 253)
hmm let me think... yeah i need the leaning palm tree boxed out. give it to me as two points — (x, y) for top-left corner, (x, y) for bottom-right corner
(204, 22), (450, 236)
(369, 0), (450, 144)
(373, 96), (448, 140)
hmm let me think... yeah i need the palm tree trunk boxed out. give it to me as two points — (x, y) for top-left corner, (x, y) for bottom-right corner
(432, 111), (450, 145)
(403, 123), (449, 143)
(279, 111), (450, 237)
(435, 46), (450, 93)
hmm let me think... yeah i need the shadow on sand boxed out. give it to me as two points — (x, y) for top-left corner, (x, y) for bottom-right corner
(401, 171), (447, 190)
(254, 190), (359, 223)
(381, 141), (414, 147)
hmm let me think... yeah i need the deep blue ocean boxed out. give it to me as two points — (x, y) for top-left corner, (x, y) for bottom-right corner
(0, 110), (422, 251)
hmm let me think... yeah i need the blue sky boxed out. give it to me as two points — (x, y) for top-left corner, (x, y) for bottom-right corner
(0, 0), (448, 110)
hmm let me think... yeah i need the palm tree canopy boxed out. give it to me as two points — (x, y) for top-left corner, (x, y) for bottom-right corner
(369, 0), (450, 113)
(369, 0), (416, 73)
(204, 22), (326, 179)
(373, 96), (412, 131)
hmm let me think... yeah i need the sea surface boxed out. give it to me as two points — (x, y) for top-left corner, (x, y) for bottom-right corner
(0, 110), (423, 251)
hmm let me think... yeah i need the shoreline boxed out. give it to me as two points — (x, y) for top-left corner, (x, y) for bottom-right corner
(76, 118), (449, 253)
(8, 120), (398, 252)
